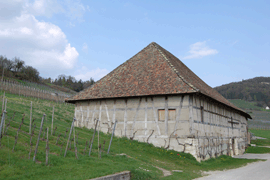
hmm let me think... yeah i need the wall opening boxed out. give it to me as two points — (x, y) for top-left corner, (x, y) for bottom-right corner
(200, 106), (204, 122)
(158, 109), (176, 121)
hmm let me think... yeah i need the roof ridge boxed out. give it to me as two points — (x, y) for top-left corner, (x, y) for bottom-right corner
(152, 42), (199, 92)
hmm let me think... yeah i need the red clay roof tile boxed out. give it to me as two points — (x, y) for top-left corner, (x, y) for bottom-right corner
(66, 42), (251, 118)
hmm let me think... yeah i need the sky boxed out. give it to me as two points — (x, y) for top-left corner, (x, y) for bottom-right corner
(0, 0), (269, 87)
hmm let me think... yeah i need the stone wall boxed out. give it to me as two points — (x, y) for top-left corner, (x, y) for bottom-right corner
(74, 94), (248, 161)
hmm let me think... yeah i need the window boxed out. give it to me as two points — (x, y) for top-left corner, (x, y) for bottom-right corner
(158, 109), (165, 121)
(200, 106), (204, 122)
(169, 109), (176, 120)
(158, 109), (176, 121)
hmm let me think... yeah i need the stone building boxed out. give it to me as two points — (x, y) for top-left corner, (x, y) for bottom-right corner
(66, 42), (251, 161)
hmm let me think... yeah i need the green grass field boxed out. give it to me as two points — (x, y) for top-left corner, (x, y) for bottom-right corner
(247, 129), (270, 153)
(228, 99), (263, 111)
(0, 92), (259, 180)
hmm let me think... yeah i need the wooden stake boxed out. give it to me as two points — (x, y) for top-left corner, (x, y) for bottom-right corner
(89, 119), (99, 156)
(46, 127), (49, 165)
(74, 128), (78, 159)
(1, 91), (5, 113)
(42, 128), (46, 141)
(99, 145), (101, 159)
(64, 128), (68, 138)
(33, 114), (45, 162)
(98, 120), (100, 157)
(4, 116), (12, 135)
(51, 106), (54, 135)
(102, 140), (106, 152)
(56, 133), (61, 145)
(76, 132), (79, 144)
(64, 118), (75, 157)
(53, 126), (57, 136)
(29, 124), (36, 159)
(0, 111), (6, 144)
(4, 98), (7, 111)
(83, 140), (88, 155)
(12, 114), (25, 151)
(29, 101), (32, 134)
(107, 120), (117, 154)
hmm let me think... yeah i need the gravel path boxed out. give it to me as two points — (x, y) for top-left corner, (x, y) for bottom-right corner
(195, 153), (270, 180)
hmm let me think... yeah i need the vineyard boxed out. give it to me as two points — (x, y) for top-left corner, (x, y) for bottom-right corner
(0, 91), (259, 180)
(0, 79), (74, 102)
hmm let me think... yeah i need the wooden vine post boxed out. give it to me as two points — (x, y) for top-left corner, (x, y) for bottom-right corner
(56, 133), (61, 145)
(64, 118), (75, 157)
(33, 114), (45, 162)
(2, 91), (5, 113)
(83, 140), (88, 155)
(89, 119), (99, 156)
(74, 128), (78, 159)
(29, 124), (36, 159)
(98, 120), (100, 157)
(107, 120), (117, 154)
(0, 110), (6, 143)
(46, 127), (49, 165)
(29, 101), (32, 134)
(12, 114), (25, 151)
(51, 106), (54, 135)
(3, 98), (7, 133)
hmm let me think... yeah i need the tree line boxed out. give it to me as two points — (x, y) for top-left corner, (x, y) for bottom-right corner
(214, 77), (270, 108)
(0, 55), (95, 92)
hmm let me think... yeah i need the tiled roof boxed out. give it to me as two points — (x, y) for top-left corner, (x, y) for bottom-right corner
(66, 42), (251, 118)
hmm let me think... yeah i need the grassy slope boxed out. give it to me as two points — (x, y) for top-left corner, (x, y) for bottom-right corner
(247, 129), (270, 153)
(228, 99), (263, 111)
(4, 76), (76, 95)
(0, 92), (259, 180)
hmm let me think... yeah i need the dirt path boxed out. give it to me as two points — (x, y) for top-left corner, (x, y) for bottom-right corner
(195, 153), (270, 180)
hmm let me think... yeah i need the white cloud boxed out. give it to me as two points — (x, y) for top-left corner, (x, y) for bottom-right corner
(183, 41), (218, 59)
(24, 0), (86, 24)
(25, 0), (64, 18)
(0, 0), (25, 20)
(65, 0), (86, 22)
(0, 1), (79, 77)
(82, 43), (88, 53)
(74, 67), (109, 81)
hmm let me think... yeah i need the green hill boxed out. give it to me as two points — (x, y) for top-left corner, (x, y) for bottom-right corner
(0, 92), (258, 179)
(215, 77), (270, 108)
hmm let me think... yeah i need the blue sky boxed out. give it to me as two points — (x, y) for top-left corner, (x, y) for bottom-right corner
(0, 0), (269, 87)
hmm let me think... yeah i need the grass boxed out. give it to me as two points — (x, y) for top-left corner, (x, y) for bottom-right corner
(228, 99), (263, 111)
(3, 76), (75, 96)
(245, 146), (270, 154)
(245, 129), (270, 153)
(0, 92), (260, 180)
(249, 129), (270, 139)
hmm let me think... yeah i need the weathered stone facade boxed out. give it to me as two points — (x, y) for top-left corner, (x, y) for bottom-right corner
(74, 93), (248, 161)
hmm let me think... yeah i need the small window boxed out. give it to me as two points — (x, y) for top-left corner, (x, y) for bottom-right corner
(158, 109), (176, 121)
(200, 106), (204, 122)
(168, 109), (176, 120)
(158, 109), (165, 121)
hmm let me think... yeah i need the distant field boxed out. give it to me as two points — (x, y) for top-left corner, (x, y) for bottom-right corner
(228, 99), (270, 129)
(248, 129), (270, 153)
(228, 99), (263, 111)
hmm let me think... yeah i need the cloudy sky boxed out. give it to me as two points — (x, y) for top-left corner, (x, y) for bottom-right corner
(0, 0), (269, 87)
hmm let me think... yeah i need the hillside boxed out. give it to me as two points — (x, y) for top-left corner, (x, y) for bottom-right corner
(214, 77), (270, 108)
(3, 77), (76, 96)
(0, 92), (258, 179)
(0, 55), (94, 94)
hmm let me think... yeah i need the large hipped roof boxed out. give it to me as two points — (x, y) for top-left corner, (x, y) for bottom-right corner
(66, 42), (251, 119)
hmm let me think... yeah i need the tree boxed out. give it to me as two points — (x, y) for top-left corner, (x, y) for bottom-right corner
(13, 57), (25, 72)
